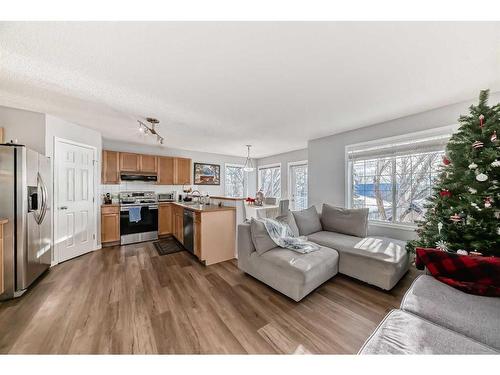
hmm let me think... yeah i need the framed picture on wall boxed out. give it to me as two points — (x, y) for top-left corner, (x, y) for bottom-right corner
(193, 162), (221, 185)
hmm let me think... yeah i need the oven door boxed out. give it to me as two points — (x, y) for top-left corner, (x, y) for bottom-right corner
(120, 205), (158, 244)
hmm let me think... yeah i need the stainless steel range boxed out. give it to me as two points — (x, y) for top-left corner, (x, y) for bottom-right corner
(119, 191), (158, 245)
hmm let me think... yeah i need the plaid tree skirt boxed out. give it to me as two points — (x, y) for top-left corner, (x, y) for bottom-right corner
(415, 248), (500, 297)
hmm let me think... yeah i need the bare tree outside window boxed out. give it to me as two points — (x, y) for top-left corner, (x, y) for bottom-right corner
(351, 151), (444, 224)
(259, 166), (281, 198)
(225, 165), (245, 198)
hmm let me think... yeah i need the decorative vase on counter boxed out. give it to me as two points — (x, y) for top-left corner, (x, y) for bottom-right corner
(255, 191), (264, 206)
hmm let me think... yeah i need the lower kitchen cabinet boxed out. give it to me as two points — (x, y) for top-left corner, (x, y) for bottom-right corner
(172, 204), (184, 244)
(158, 203), (173, 235)
(195, 209), (236, 265)
(101, 205), (120, 246)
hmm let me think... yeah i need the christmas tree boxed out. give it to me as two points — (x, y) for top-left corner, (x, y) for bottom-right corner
(407, 90), (500, 257)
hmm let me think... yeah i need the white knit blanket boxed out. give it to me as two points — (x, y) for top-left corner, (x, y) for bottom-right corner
(260, 218), (320, 254)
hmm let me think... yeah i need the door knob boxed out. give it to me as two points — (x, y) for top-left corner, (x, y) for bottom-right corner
(59, 206), (68, 210)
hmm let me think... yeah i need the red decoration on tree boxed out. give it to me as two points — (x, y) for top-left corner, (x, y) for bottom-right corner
(439, 189), (451, 198)
(443, 156), (451, 165)
(479, 114), (485, 128)
(450, 213), (462, 223)
(492, 131), (497, 142)
(484, 196), (493, 208)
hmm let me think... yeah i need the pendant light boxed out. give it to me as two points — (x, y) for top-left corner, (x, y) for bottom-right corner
(243, 145), (255, 172)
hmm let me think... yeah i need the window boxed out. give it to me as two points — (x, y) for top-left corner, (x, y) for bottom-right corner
(289, 161), (308, 210)
(258, 164), (281, 198)
(346, 129), (453, 225)
(225, 164), (246, 198)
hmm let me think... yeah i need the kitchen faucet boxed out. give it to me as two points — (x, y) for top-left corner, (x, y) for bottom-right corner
(191, 190), (202, 203)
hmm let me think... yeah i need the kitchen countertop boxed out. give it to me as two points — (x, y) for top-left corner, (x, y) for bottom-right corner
(172, 202), (236, 213)
(0, 218), (8, 225)
(210, 196), (245, 201)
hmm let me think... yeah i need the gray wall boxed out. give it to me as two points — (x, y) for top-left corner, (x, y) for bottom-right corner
(256, 148), (308, 199)
(103, 139), (257, 197)
(0, 105), (46, 154)
(308, 92), (500, 240)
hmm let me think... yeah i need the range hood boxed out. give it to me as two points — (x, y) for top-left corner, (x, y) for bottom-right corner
(120, 173), (158, 182)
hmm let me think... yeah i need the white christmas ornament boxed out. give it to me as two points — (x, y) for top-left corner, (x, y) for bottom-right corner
(491, 159), (500, 167)
(457, 250), (468, 256)
(471, 202), (481, 211)
(468, 163), (478, 170)
(468, 187), (477, 194)
(476, 173), (488, 182)
(437, 222), (443, 234)
(497, 227), (500, 235)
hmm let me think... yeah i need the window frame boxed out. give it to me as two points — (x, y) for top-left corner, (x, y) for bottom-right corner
(257, 162), (282, 198)
(345, 125), (457, 229)
(224, 163), (246, 198)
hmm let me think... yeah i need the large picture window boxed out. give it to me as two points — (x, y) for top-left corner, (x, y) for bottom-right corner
(258, 164), (281, 198)
(347, 129), (453, 225)
(225, 164), (245, 198)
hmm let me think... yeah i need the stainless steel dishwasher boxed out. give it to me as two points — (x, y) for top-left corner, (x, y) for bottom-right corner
(183, 209), (194, 254)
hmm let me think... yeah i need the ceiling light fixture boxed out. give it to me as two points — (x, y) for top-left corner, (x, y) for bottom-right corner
(243, 145), (255, 172)
(137, 117), (165, 145)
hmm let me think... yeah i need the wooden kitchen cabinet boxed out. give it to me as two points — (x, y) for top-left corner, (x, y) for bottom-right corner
(140, 154), (158, 173)
(102, 150), (120, 184)
(120, 152), (141, 172)
(174, 157), (191, 185)
(158, 156), (175, 185)
(101, 206), (120, 246)
(158, 203), (173, 235)
(172, 205), (184, 244)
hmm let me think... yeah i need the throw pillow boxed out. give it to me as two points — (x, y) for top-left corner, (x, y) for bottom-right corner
(291, 206), (322, 236)
(320, 204), (368, 237)
(250, 218), (277, 255)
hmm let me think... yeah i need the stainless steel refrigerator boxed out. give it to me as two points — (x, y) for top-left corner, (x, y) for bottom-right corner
(0, 144), (52, 300)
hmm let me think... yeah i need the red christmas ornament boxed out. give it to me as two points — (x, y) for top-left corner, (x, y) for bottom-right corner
(443, 156), (451, 165)
(439, 189), (451, 198)
(479, 114), (485, 128)
(491, 131), (497, 142)
(450, 213), (462, 223)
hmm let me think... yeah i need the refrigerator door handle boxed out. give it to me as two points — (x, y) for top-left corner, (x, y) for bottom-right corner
(37, 172), (48, 225)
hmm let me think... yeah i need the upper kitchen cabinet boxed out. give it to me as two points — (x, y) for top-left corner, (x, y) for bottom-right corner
(102, 150), (120, 184)
(120, 152), (140, 172)
(158, 156), (174, 185)
(174, 157), (191, 185)
(140, 154), (158, 173)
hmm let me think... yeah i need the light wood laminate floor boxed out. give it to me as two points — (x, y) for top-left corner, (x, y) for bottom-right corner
(0, 241), (419, 354)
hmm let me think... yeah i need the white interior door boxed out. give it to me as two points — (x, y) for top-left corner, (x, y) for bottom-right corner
(289, 162), (308, 211)
(56, 140), (96, 263)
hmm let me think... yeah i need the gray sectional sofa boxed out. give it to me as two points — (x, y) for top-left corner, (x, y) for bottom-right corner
(359, 275), (500, 354)
(237, 204), (409, 301)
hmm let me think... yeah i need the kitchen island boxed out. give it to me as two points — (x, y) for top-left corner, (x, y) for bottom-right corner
(159, 202), (236, 265)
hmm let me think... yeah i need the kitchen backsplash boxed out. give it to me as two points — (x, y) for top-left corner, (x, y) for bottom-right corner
(99, 182), (223, 203)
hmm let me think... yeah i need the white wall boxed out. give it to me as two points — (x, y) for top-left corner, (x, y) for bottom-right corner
(308, 92), (500, 240)
(0, 105), (46, 154)
(102, 139), (257, 198)
(256, 148), (308, 199)
(45, 115), (103, 258)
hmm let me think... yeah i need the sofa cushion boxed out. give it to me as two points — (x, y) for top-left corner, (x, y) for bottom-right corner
(359, 310), (498, 354)
(246, 245), (339, 301)
(320, 204), (368, 237)
(401, 275), (500, 350)
(250, 218), (276, 255)
(291, 206), (322, 236)
(307, 231), (408, 290)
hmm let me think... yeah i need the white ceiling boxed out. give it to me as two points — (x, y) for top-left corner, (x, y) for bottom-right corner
(1, 22), (499, 158)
